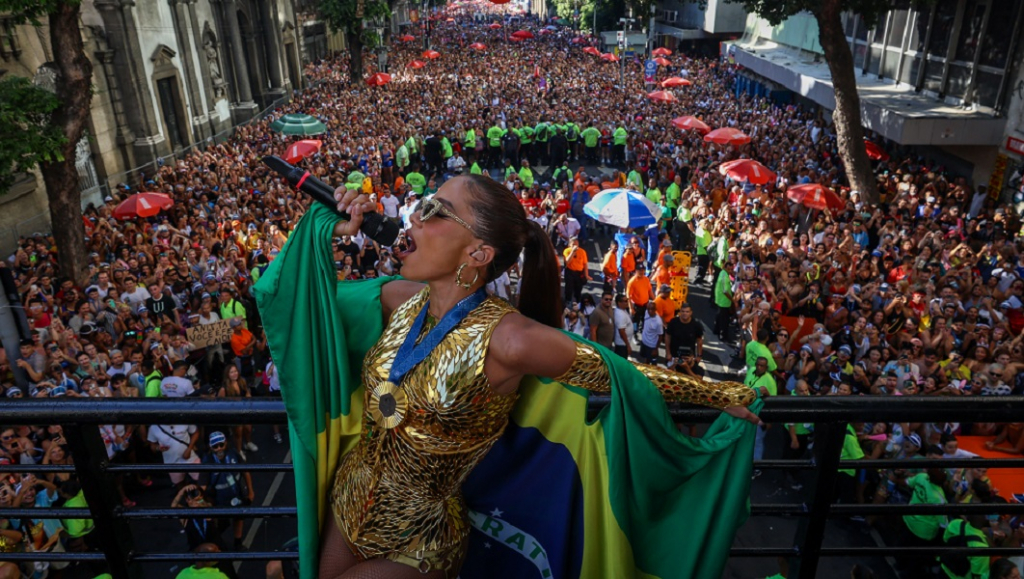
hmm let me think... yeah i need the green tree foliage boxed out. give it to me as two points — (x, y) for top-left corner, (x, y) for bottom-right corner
(318, 0), (391, 82)
(0, 76), (66, 193)
(0, 0), (93, 282)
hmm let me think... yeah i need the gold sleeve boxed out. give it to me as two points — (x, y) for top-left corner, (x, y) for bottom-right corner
(553, 341), (756, 409)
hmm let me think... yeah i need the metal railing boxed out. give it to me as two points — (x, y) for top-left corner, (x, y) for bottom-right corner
(0, 396), (1022, 579)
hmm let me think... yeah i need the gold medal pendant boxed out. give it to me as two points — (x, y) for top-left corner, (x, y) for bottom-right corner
(368, 381), (408, 429)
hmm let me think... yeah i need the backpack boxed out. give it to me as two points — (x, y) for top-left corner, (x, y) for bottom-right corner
(939, 520), (985, 577)
(567, 125), (579, 140)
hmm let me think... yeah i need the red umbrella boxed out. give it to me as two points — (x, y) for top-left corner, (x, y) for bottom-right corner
(284, 139), (323, 164)
(365, 72), (391, 86)
(652, 47), (672, 57)
(583, 46), (601, 56)
(469, 42), (487, 50)
(571, 36), (587, 44)
(511, 30), (534, 39)
(113, 193), (173, 219)
(703, 128), (751, 146)
(489, 22), (502, 29)
(671, 116), (710, 133)
(661, 77), (691, 88)
(508, 35), (523, 42)
(600, 52), (619, 62)
(488, 0), (511, 4)
(538, 28), (553, 35)
(865, 140), (890, 161)
(399, 34), (415, 42)
(787, 183), (846, 212)
(407, 60), (426, 69)
(647, 90), (677, 103)
(718, 159), (776, 185)
(653, 57), (672, 66)
(421, 50), (441, 59)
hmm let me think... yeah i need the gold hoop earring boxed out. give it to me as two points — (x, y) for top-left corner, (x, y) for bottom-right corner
(455, 263), (479, 289)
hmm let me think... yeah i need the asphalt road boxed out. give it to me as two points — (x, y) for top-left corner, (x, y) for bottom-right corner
(62, 163), (896, 578)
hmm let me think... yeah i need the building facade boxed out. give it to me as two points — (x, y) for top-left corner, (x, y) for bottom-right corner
(0, 0), (303, 247)
(724, 0), (1024, 194)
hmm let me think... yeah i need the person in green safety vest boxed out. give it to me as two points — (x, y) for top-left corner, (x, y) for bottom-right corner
(938, 517), (990, 579)
(405, 164), (427, 194)
(713, 261), (734, 343)
(665, 175), (682, 210)
(580, 122), (601, 164)
(59, 479), (96, 551)
(612, 125), (628, 166)
(895, 468), (950, 576)
(783, 380), (814, 490)
(395, 138), (410, 177)
(552, 160), (573, 187)
(468, 154), (483, 176)
(440, 132), (453, 162)
(404, 134), (419, 160)
(519, 122), (534, 166)
(645, 178), (662, 205)
(518, 159), (535, 189)
(565, 119), (580, 161)
(695, 218), (713, 283)
(503, 159), (518, 183)
(837, 423), (866, 507)
(626, 165), (644, 190)
(674, 197), (694, 252)
(486, 122), (504, 169)
(175, 543), (232, 579)
(143, 358), (163, 398)
(534, 118), (550, 165)
(464, 126), (477, 152)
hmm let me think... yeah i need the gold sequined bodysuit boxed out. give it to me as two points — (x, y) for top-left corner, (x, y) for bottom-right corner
(330, 289), (755, 574)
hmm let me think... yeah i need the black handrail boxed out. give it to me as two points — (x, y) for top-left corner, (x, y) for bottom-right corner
(0, 396), (1021, 579)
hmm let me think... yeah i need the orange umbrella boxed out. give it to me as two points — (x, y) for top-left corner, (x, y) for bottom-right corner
(671, 116), (710, 133)
(647, 90), (677, 103)
(284, 139), (323, 164)
(583, 46), (601, 56)
(399, 34), (415, 42)
(469, 42), (486, 50)
(113, 193), (173, 219)
(653, 57), (672, 66)
(511, 30), (534, 39)
(652, 47), (672, 56)
(718, 159), (776, 185)
(703, 127), (751, 146)
(421, 50), (441, 59)
(365, 72), (391, 86)
(865, 140), (890, 161)
(661, 77), (691, 88)
(488, 23), (502, 29)
(600, 52), (619, 62)
(407, 60), (427, 69)
(787, 183), (846, 212)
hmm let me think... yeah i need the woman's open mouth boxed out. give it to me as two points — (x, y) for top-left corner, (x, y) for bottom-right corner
(393, 233), (417, 259)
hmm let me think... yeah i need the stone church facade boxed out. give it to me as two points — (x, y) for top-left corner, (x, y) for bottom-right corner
(0, 0), (304, 245)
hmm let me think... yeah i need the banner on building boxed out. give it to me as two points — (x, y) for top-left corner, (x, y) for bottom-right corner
(989, 153), (1009, 200)
(644, 59), (657, 85)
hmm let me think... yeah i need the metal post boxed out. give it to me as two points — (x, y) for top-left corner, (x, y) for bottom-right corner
(649, 4), (656, 59)
(790, 422), (847, 579)
(62, 423), (141, 579)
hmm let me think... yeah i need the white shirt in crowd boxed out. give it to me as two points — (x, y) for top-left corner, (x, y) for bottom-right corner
(160, 375), (195, 398)
(122, 286), (151, 308)
(379, 194), (401, 218)
(266, 361), (281, 393)
(640, 312), (664, 348)
(147, 424), (196, 465)
(612, 307), (632, 347)
(447, 155), (466, 174)
(486, 271), (511, 301)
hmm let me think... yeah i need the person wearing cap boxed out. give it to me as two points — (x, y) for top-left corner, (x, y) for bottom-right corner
(653, 284), (677, 325)
(562, 237), (589, 306)
(202, 430), (253, 551)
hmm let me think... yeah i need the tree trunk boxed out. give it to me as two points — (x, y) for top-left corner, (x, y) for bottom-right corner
(42, 0), (93, 285)
(347, 29), (364, 84)
(815, 0), (879, 204)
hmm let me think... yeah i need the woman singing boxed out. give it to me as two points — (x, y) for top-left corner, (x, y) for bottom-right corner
(256, 175), (762, 579)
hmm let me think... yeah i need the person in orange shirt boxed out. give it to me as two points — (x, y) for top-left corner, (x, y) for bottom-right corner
(653, 284), (678, 325)
(562, 237), (590, 305)
(626, 263), (655, 333)
(620, 241), (636, 283)
(710, 182), (727, 212)
(655, 239), (674, 271)
(651, 254), (673, 289)
(602, 241), (620, 292)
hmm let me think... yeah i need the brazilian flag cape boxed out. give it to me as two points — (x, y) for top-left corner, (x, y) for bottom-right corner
(253, 204), (761, 579)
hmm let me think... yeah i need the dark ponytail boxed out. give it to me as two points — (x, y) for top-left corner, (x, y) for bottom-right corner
(462, 175), (562, 328)
(518, 220), (562, 328)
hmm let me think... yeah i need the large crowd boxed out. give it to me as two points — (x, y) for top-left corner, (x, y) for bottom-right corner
(0, 3), (1023, 579)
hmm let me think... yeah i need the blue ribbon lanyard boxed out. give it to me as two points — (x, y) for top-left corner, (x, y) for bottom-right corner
(388, 289), (487, 386)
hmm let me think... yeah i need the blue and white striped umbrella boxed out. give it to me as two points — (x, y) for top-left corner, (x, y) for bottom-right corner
(583, 188), (661, 228)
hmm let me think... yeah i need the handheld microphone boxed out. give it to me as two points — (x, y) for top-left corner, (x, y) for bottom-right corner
(262, 155), (400, 247)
